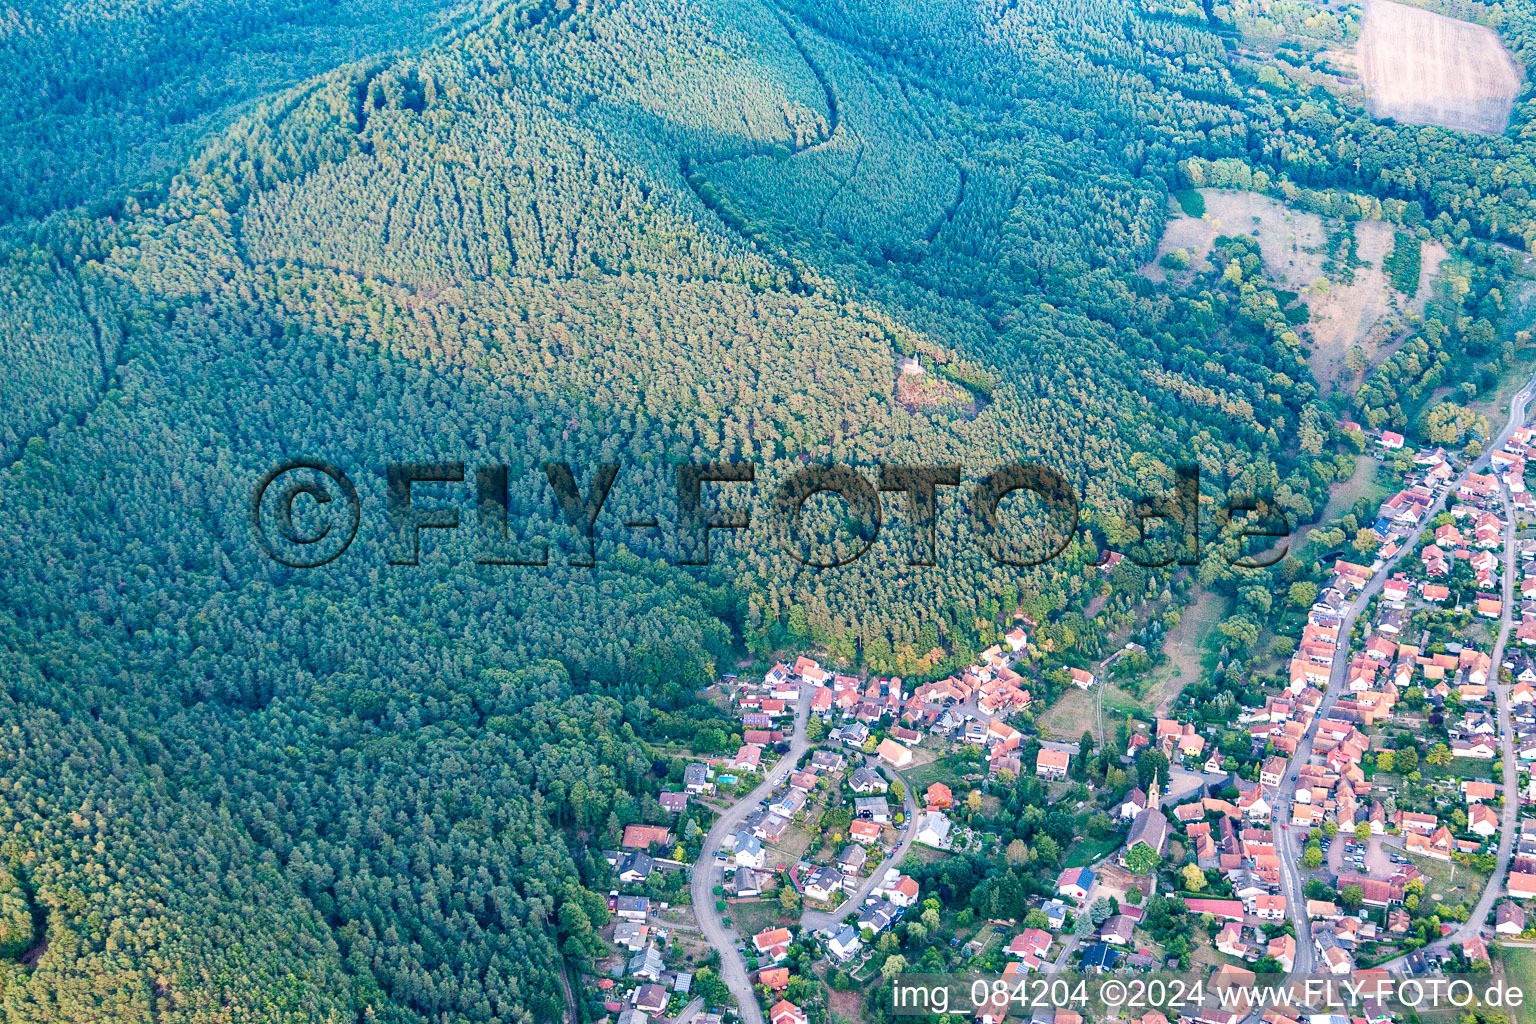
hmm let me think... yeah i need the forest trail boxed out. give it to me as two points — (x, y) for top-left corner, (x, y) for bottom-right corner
(679, 0), (840, 271)
(558, 959), (578, 1024)
(681, 2), (966, 271)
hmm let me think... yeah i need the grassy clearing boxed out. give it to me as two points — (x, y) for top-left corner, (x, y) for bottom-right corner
(1063, 834), (1122, 869)
(767, 823), (815, 867)
(1037, 683), (1145, 742)
(903, 751), (985, 793)
(905, 845), (951, 866)
(1429, 757), (1501, 782)
(1293, 455), (1389, 552)
(1036, 687), (1098, 741)
(1139, 590), (1227, 719)
(824, 984), (864, 1023)
(1405, 849), (1488, 908)
(727, 897), (795, 938)
(1495, 945), (1536, 1024)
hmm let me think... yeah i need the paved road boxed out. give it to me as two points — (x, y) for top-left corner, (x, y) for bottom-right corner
(689, 682), (813, 1024)
(800, 764), (918, 932)
(1378, 476), (1524, 970)
(673, 997), (705, 1024)
(1273, 373), (1536, 976)
(1272, 511), (1407, 974)
(1160, 766), (1211, 808)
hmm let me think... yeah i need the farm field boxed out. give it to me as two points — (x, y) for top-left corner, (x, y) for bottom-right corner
(1356, 0), (1523, 135)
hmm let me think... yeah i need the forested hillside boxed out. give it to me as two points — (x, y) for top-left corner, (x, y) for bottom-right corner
(0, 0), (1534, 1019)
(0, 0), (466, 225)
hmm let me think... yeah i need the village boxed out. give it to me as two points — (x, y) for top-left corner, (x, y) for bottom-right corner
(586, 418), (1536, 1024)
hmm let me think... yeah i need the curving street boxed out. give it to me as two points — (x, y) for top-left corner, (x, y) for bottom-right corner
(799, 764), (918, 933)
(1272, 373), (1536, 977)
(688, 688), (927, 1021)
(1377, 474), (1522, 971)
(690, 681), (813, 1024)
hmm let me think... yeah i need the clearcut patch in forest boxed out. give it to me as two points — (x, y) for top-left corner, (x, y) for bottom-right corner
(895, 369), (976, 413)
(1353, 0), (1522, 135)
(1143, 189), (1327, 291)
(1143, 189), (1445, 389)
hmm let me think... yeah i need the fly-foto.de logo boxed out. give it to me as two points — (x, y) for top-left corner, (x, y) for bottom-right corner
(249, 459), (1289, 570)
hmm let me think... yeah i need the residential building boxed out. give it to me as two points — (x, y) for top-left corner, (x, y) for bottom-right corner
(876, 738), (912, 768)
(770, 1000), (807, 1024)
(621, 825), (671, 851)
(1036, 748), (1071, 779)
(753, 927), (792, 961)
(827, 925), (861, 962)
(915, 810), (952, 848)
(1056, 866), (1095, 903)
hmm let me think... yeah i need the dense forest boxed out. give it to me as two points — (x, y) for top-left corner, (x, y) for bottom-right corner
(0, 0), (467, 225)
(1, 0), (1536, 1019)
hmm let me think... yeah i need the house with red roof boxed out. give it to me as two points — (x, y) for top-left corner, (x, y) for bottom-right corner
(1182, 898), (1244, 921)
(754, 927), (793, 961)
(1007, 928), (1052, 959)
(792, 657), (828, 684)
(621, 824), (672, 849)
(850, 819), (882, 845)
(876, 738), (912, 768)
(1036, 748), (1071, 779)
(770, 999), (807, 1024)
(758, 967), (789, 991)
(1248, 893), (1285, 920)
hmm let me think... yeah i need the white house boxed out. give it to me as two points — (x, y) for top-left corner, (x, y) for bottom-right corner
(915, 810), (952, 848)
(827, 925), (862, 962)
(734, 835), (766, 870)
